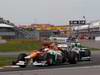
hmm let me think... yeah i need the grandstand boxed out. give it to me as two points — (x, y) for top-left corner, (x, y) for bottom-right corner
(72, 21), (100, 39)
(0, 18), (26, 39)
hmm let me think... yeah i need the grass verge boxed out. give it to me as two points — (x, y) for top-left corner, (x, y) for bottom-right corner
(0, 56), (16, 67)
(80, 45), (100, 51)
(0, 40), (42, 52)
(89, 48), (100, 51)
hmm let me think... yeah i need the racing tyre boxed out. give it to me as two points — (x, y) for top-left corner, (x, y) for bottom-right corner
(17, 53), (27, 61)
(85, 50), (91, 61)
(46, 53), (53, 65)
(17, 53), (28, 68)
(68, 51), (77, 64)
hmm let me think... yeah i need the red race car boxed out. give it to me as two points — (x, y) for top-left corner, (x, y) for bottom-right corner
(12, 42), (77, 68)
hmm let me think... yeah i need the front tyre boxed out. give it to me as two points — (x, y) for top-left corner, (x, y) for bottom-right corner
(17, 53), (28, 68)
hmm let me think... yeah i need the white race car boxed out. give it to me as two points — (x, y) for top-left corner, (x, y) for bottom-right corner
(71, 43), (91, 61)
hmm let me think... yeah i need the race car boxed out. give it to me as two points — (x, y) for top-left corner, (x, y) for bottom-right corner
(49, 36), (91, 61)
(71, 42), (91, 61)
(12, 43), (78, 68)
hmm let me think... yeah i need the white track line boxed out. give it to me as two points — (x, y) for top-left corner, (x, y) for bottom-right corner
(0, 67), (4, 69)
(3, 65), (19, 68)
(0, 65), (19, 69)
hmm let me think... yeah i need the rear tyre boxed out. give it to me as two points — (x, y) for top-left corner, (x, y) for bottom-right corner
(68, 51), (77, 64)
(86, 50), (91, 61)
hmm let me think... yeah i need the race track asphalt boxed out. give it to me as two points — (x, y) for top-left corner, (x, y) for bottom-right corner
(0, 40), (100, 75)
(0, 51), (100, 72)
(80, 40), (100, 49)
(1, 65), (100, 75)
